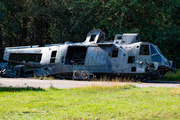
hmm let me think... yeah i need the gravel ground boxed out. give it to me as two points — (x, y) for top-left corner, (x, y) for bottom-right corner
(0, 78), (180, 89)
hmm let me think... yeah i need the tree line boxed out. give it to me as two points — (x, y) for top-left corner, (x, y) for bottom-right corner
(0, 0), (180, 67)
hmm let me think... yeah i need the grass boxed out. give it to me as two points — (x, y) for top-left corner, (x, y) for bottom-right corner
(0, 85), (180, 119)
(36, 75), (55, 80)
(162, 69), (180, 81)
(96, 69), (180, 82)
(98, 76), (135, 82)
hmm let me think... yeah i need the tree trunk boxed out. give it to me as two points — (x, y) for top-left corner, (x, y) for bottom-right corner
(20, 18), (27, 46)
(0, 27), (2, 61)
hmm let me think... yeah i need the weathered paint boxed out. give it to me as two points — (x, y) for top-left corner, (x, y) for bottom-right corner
(3, 29), (176, 80)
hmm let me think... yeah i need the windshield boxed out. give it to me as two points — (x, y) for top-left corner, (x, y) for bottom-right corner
(155, 45), (162, 55)
(150, 45), (158, 55)
(150, 45), (162, 63)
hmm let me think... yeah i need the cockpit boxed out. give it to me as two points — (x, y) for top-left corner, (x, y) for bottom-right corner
(139, 44), (163, 63)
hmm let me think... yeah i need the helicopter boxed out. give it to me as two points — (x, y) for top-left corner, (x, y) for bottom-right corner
(2, 29), (176, 80)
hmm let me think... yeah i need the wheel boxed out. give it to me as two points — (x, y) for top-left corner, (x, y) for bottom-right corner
(73, 70), (81, 79)
(81, 71), (89, 80)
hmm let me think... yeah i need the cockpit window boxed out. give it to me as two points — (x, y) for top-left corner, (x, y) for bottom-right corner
(139, 45), (149, 55)
(150, 45), (158, 55)
(155, 45), (162, 55)
(150, 45), (162, 62)
(151, 54), (162, 62)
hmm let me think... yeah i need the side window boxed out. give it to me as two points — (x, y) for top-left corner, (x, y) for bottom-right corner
(90, 35), (96, 42)
(9, 53), (42, 62)
(150, 45), (158, 55)
(97, 33), (105, 43)
(112, 49), (118, 57)
(131, 67), (136, 72)
(139, 45), (149, 55)
(50, 51), (57, 63)
(128, 56), (135, 63)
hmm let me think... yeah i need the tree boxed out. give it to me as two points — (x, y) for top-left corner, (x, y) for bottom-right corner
(0, 0), (180, 67)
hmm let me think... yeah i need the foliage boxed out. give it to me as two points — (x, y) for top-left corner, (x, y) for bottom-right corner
(161, 69), (180, 81)
(37, 75), (54, 80)
(33, 74), (37, 79)
(0, 0), (180, 67)
(38, 76), (44, 80)
(0, 85), (180, 119)
(49, 76), (54, 80)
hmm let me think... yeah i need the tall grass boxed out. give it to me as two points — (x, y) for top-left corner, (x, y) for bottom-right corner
(94, 75), (135, 82)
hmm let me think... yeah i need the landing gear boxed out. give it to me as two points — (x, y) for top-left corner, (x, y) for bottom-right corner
(73, 70), (81, 80)
(72, 70), (94, 80)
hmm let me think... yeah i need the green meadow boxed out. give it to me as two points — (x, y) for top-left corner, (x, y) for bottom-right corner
(0, 85), (180, 119)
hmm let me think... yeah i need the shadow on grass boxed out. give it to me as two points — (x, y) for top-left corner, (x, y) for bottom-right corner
(0, 86), (45, 92)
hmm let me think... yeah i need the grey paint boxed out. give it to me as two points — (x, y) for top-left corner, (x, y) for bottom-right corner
(3, 29), (176, 80)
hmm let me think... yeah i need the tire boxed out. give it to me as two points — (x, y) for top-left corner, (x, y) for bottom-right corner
(81, 71), (89, 80)
(73, 70), (81, 79)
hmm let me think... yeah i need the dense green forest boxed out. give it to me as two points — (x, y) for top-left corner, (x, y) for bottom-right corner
(0, 0), (180, 67)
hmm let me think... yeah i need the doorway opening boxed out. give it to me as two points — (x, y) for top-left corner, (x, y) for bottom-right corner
(65, 46), (87, 65)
